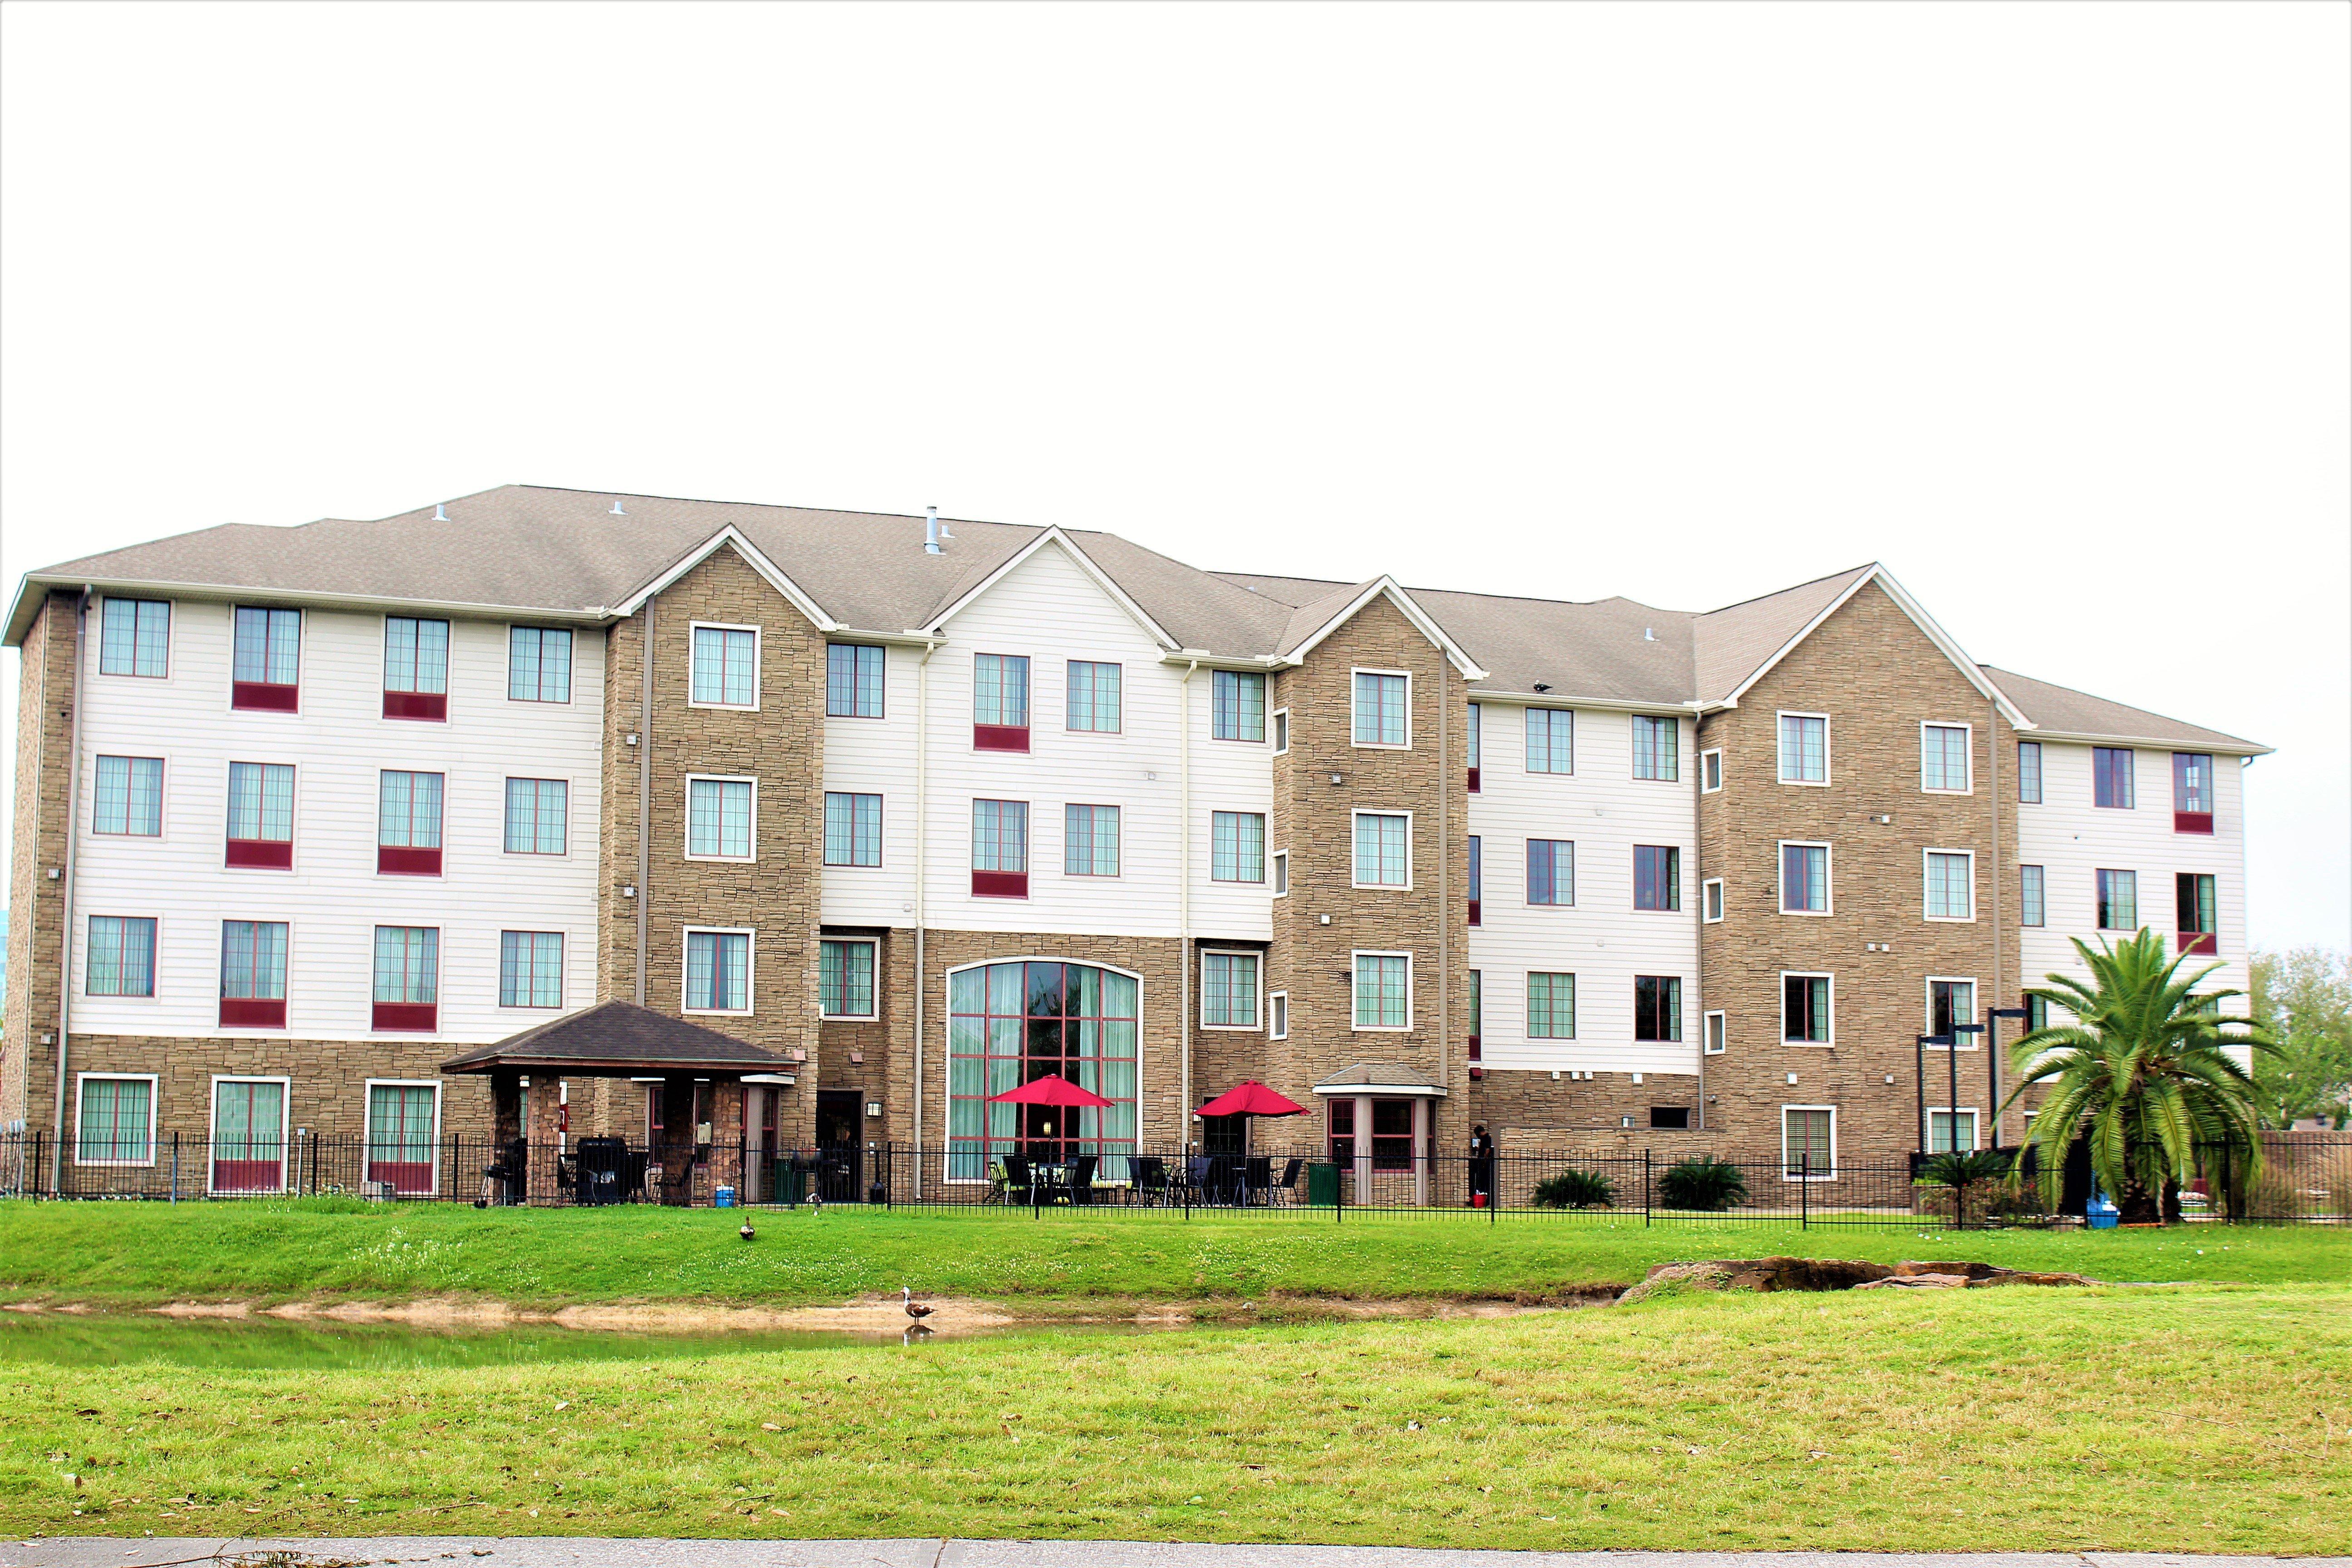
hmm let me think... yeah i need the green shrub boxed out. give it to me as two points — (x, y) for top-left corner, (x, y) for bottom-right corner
(1530, 1169), (1617, 1209)
(1656, 1156), (1749, 1212)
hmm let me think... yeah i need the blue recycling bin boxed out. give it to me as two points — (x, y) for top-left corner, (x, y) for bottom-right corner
(715, 1185), (736, 1209)
(2085, 1189), (2118, 1229)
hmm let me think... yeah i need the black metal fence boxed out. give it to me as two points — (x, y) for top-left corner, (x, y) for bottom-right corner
(5, 1133), (2343, 1225)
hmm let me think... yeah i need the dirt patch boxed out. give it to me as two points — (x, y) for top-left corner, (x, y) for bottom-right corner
(1615, 1257), (2102, 1303)
(152, 1300), (255, 1319)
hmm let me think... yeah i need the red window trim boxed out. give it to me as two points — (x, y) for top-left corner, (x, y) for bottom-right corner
(373, 1001), (438, 1032)
(973, 723), (1030, 753)
(377, 845), (443, 876)
(2179, 931), (2217, 956)
(1467, 1033), (1482, 1061)
(1467, 898), (1481, 926)
(1466, 766), (1480, 793)
(971, 869), (1029, 898)
(382, 690), (447, 722)
(226, 838), (293, 870)
(2174, 811), (2214, 835)
(232, 681), (299, 713)
(219, 996), (286, 1029)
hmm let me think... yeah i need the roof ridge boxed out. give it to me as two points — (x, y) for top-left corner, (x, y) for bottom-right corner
(1697, 562), (1878, 619)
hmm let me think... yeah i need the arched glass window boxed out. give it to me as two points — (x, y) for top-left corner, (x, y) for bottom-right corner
(948, 961), (1138, 1181)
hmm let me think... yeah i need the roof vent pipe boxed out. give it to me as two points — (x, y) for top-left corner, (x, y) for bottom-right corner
(433, 503), (448, 522)
(1643, 627), (1656, 641)
(924, 506), (954, 554)
(610, 500), (627, 516)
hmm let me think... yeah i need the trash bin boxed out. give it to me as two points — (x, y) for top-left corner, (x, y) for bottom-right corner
(773, 1160), (807, 1207)
(1306, 1161), (1341, 1207)
(2086, 1190), (2120, 1230)
(715, 1186), (736, 1209)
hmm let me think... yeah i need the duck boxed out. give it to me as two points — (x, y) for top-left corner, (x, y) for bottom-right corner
(739, 1220), (756, 1241)
(902, 1286), (936, 1325)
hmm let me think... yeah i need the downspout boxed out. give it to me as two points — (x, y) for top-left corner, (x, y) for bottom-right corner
(1436, 669), (1449, 1105)
(1988, 693), (2004, 1148)
(1690, 707), (1705, 1132)
(912, 637), (936, 1196)
(636, 596), (652, 1004)
(1179, 658), (1198, 1148)
(49, 587), (90, 1186)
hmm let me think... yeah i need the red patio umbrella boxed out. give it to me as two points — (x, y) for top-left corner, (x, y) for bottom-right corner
(986, 1072), (1116, 1109)
(1197, 1080), (1306, 1118)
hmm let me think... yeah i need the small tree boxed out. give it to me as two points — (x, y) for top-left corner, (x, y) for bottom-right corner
(1913, 1149), (2012, 1229)
(2002, 931), (2273, 1225)
(2249, 947), (2352, 1130)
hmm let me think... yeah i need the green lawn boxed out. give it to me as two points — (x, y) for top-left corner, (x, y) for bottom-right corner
(6, 1284), (2347, 1551)
(0, 1199), (2339, 1312)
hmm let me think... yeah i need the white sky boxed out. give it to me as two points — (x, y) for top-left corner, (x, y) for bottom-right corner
(3, 1), (2346, 951)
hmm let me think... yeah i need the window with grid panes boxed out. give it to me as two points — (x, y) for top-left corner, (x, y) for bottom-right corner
(826, 643), (886, 716)
(86, 916), (157, 996)
(504, 778), (568, 854)
(378, 772), (444, 848)
(1783, 1108), (1833, 1177)
(1353, 813), (1410, 887)
(1212, 670), (1265, 741)
(691, 626), (759, 706)
(1202, 952), (1260, 1028)
(946, 961), (1137, 1180)
(1926, 852), (1973, 919)
(2020, 864), (2046, 927)
(1783, 975), (1831, 1043)
(1354, 953), (1410, 1028)
(1526, 838), (1573, 905)
(100, 598), (170, 676)
(508, 626), (572, 701)
(1352, 672), (1407, 745)
(1525, 708), (1573, 773)
(1779, 714), (1826, 782)
(499, 931), (564, 1007)
(226, 763), (294, 842)
(685, 930), (750, 1011)
(1526, 972), (1576, 1039)
(93, 756), (163, 835)
(1781, 843), (1828, 912)
(383, 617), (449, 693)
(78, 1077), (152, 1162)
(1212, 811), (1265, 882)
(233, 607), (300, 686)
(373, 926), (439, 1004)
(2093, 747), (2135, 808)
(1634, 845), (1680, 911)
(2097, 868), (2138, 929)
(1062, 803), (1119, 876)
(1921, 725), (1970, 791)
(1067, 661), (1122, 732)
(1634, 975), (1681, 1041)
(820, 940), (877, 1017)
(687, 779), (754, 858)
(1631, 715), (1677, 779)
(824, 792), (882, 867)
(2017, 741), (2043, 803)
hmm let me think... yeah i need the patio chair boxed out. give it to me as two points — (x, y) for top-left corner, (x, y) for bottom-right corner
(1068, 1155), (1100, 1205)
(1273, 1157), (1304, 1205)
(1186, 1155), (1215, 1205)
(1003, 1154), (1035, 1207)
(1132, 1155), (1168, 1208)
(984, 1158), (1009, 1206)
(1244, 1156), (1273, 1206)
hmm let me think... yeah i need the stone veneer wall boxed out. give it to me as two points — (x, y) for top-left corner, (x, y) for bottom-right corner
(1466, 1067), (1700, 1149)
(5, 592), (75, 1133)
(1696, 578), (2019, 1169)
(1265, 594), (1470, 1146)
(44, 1033), (497, 1142)
(628, 544), (829, 1147)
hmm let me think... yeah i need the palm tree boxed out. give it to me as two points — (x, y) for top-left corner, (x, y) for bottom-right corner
(2001, 930), (2273, 1225)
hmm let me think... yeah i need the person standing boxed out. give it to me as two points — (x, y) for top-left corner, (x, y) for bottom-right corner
(1468, 1123), (1495, 1205)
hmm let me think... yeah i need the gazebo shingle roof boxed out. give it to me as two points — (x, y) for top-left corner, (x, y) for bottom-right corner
(441, 999), (793, 1075)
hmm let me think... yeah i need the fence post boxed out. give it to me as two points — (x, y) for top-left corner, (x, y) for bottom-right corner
(1490, 1154), (1497, 1224)
(1643, 1149), (1652, 1228)
(1801, 1154), (1810, 1230)
(171, 1133), (180, 1203)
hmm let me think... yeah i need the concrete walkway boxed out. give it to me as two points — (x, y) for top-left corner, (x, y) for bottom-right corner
(7, 1541), (2333, 1568)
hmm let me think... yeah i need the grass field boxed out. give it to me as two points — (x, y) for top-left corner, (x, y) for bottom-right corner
(6, 1283), (2347, 1552)
(1, 1199), (2339, 1310)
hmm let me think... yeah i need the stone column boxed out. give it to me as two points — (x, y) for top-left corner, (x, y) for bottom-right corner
(525, 1076), (562, 1205)
(1353, 1094), (1373, 1193)
(1413, 1097), (1430, 1206)
(709, 1078), (745, 1207)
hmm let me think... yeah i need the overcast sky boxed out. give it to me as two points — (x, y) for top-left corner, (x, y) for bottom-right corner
(3, 2), (2345, 951)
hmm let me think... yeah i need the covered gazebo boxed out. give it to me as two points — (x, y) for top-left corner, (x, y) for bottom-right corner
(442, 1000), (798, 1206)
(1313, 1062), (1447, 1205)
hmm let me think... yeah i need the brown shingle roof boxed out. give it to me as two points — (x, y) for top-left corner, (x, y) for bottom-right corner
(1980, 666), (2268, 754)
(440, 999), (793, 1074)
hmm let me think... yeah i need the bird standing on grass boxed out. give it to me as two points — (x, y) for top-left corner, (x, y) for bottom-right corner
(902, 1286), (935, 1328)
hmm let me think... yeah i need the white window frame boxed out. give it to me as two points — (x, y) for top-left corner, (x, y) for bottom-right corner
(683, 774), (759, 863)
(1210, 809), (1268, 885)
(83, 913), (164, 1004)
(681, 925), (756, 1016)
(1271, 849), (1289, 897)
(1926, 1105), (1981, 1154)
(1349, 667), (1413, 750)
(1270, 708), (1290, 755)
(1777, 839), (1833, 916)
(1199, 949), (1264, 1032)
(1924, 976), (1981, 1049)
(1919, 720), (1974, 795)
(1701, 877), (1725, 924)
(73, 1072), (159, 1166)
(1776, 710), (1831, 787)
(97, 597), (174, 682)
(687, 621), (763, 711)
(819, 936), (882, 1021)
(1350, 949), (1414, 1032)
(1923, 847), (1977, 923)
(207, 1073), (292, 1196)
(1780, 1104), (1838, 1182)
(92, 754), (170, 840)
(1779, 970), (1836, 1047)
(1349, 809), (1414, 890)
(1703, 1010), (1727, 1055)
(363, 1078), (446, 1197)
(1269, 990), (1289, 1041)
(1700, 748), (1723, 793)
(1523, 970), (1577, 1041)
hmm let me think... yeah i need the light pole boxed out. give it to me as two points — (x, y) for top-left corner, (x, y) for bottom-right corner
(1986, 1005), (2031, 1149)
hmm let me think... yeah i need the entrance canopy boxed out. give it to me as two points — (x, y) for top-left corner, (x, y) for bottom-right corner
(1312, 1063), (1448, 1098)
(441, 999), (794, 1078)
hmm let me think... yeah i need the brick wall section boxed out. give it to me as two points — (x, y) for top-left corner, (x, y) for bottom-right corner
(634, 544), (828, 1147)
(598, 610), (647, 1006)
(1696, 578), (2019, 1170)
(1468, 1068), (1700, 1148)
(6, 593), (78, 1135)
(816, 926), (901, 1136)
(1266, 594), (1469, 1147)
